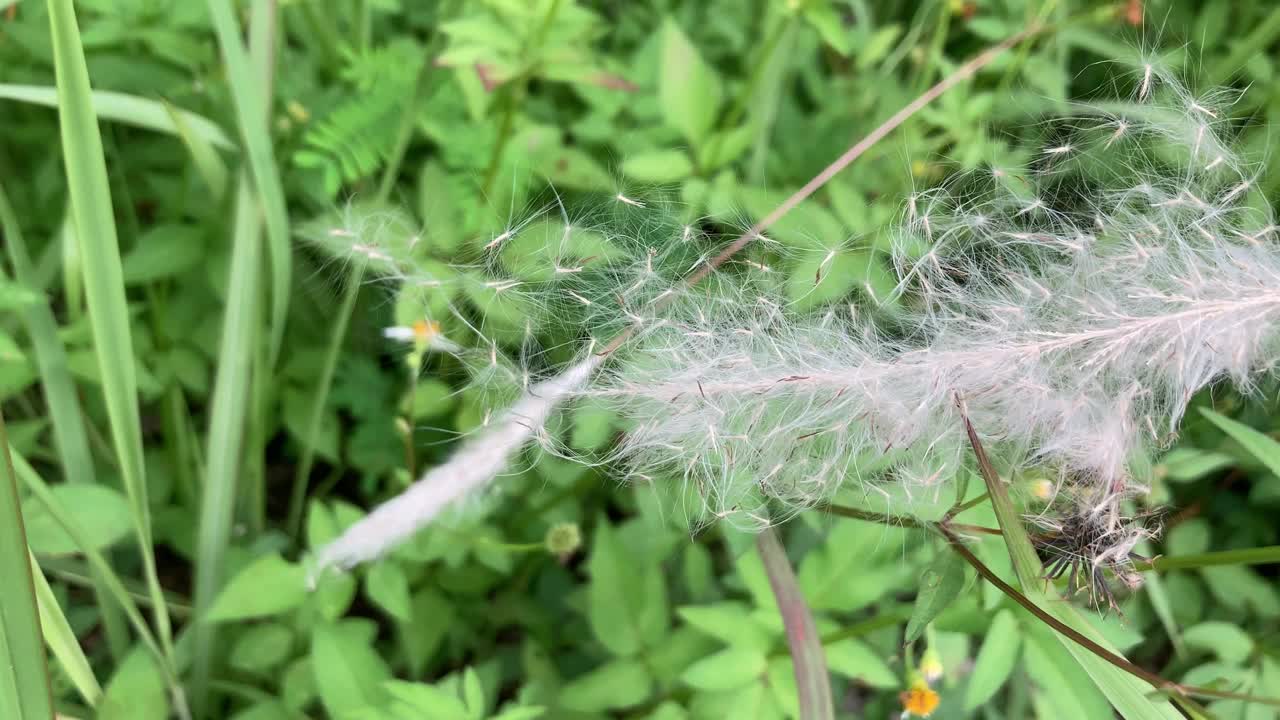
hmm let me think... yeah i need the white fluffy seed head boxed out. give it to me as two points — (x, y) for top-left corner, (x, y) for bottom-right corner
(588, 68), (1280, 526)
(310, 66), (1280, 552)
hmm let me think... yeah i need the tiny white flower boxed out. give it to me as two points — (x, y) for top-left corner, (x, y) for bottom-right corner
(383, 319), (460, 353)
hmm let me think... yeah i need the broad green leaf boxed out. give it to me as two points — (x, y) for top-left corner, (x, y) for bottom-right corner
(1200, 408), (1280, 478)
(366, 561), (412, 622)
(23, 484), (132, 556)
(121, 224), (205, 284)
(677, 602), (775, 653)
(98, 647), (168, 720)
(905, 551), (968, 643)
(560, 659), (652, 712)
(587, 520), (668, 656)
(400, 589), (454, 676)
(824, 638), (898, 688)
(965, 609), (1022, 710)
(622, 149), (694, 183)
(681, 647), (767, 691)
(229, 623), (294, 674)
(311, 621), (391, 716)
(659, 19), (723, 145)
(206, 554), (307, 622)
(1183, 621), (1253, 663)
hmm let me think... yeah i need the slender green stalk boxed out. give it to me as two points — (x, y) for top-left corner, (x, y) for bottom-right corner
(8, 449), (188, 719)
(0, 410), (55, 719)
(959, 409), (1181, 719)
(1138, 545), (1280, 572)
(287, 52), (437, 537)
(206, 0), (292, 366)
(29, 550), (101, 708)
(0, 178), (130, 659)
(191, 176), (264, 716)
(756, 526), (833, 720)
(44, 0), (175, 661)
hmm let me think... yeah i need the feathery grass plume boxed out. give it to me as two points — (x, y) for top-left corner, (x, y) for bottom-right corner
(590, 63), (1280, 539)
(311, 354), (600, 573)
(303, 191), (721, 572)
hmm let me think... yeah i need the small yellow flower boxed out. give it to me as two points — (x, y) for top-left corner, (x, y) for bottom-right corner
(900, 678), (940, 718)
(1030, 478), (1055, 500)
(383, 319), (458, 353)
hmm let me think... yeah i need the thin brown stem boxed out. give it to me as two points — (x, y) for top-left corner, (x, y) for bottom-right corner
(943, 527), (1280, 709)
(597, 23), (1043, 358)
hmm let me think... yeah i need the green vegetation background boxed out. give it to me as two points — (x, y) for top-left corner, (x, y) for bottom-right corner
(1, 1), (1279, 719)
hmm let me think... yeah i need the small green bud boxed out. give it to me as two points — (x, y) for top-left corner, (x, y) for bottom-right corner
(544, 522), (582, 558)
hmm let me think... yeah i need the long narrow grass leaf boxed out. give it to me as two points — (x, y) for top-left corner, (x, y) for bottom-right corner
(205, 0), (291, 364)
(44, 0), (174, 659)
(8, 448), (187, 718)
(0, 411), (55, 719)
(29, 550), (101, 707)
(961, 414), (1181, 720)
(0, 84), (234, 149)
(190, 175), (263, 713)
(0, 178), (130, 660)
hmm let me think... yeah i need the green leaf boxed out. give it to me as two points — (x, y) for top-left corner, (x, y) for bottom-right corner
(964, 609), (1022, 710)
(677, 602), (775, 653)
(0, 277), (40, 311)
(206, 554), (307, 622)
(0, 414), (54, 719)
(400, 589), (454, 676)
(229, 623), (295, 673)
(560, 659), (652, 712)
(1183, 621), (1253, 663)
(824, 638), (898, 688)
(659, 18), (723, 145)
(311, 621), (391, 716)
(1200, 408), (1280, 479)
(0, 84), (235, 149)
(98, 647), (168, 720)
(1022, 622), (1111, 720)
(366, 561), (412, 622)
(905, 551), (967, 643)
(587, 520), (668, 656)
(622, 149), (694, 183)
(23, 483), (132, 556)
(0, 330), (25, 363)
(121, 224), (205, 284)
(682, 647), (766, 691)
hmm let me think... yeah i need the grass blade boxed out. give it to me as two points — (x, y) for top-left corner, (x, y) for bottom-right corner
(205, 0), (292, 365)
(0, 84), (234, 149)
(959, 411), (1182, 719)
(44, 0), (175, 661)
(0, 410), (55, 719)
(0, 177), (131, 660)
(190, 175), (263, 715)
(29, 550), (101, 707)
(7, 447), (187, 718)
(757, 526), (833, 720)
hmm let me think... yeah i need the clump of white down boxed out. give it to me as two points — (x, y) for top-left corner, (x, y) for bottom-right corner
(313, 64), (1280, 570)
(589, 65), (1280, 526)
(312, 354), (600, 574)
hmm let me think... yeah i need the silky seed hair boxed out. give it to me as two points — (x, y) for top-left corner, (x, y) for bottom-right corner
(311, 62), (1280, 572)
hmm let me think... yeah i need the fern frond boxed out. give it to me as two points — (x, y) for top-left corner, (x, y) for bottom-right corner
(293, 40), (424, 196)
